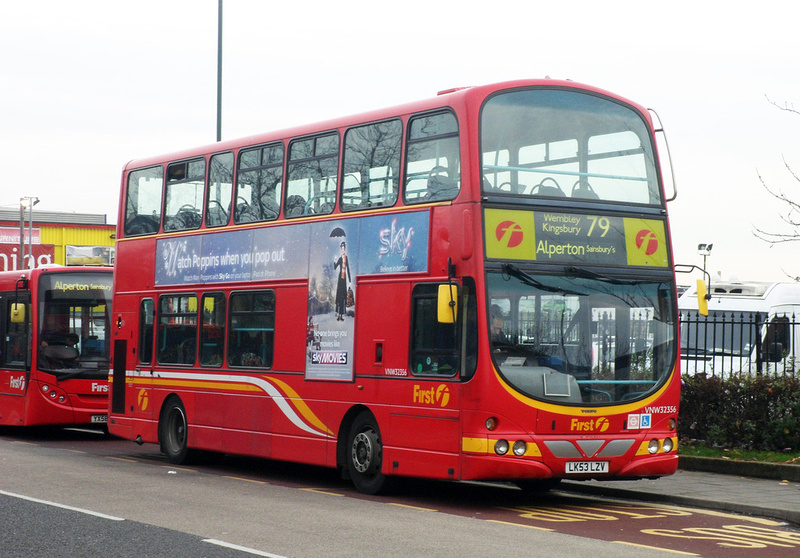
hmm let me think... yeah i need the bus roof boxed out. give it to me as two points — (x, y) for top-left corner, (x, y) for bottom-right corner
(122, 78), (650, 172)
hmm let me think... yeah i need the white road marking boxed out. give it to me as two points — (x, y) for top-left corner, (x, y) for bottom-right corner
(202, 539), (289, 557)
(0, 489), (124, 521)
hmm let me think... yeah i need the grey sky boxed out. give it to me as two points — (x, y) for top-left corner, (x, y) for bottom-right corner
(2, 0), (798, 282)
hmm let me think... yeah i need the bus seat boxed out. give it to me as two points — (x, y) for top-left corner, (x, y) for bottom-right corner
(532, 178), (566, 197)
(571, 180), (599, 199)
(178, 338), (196, 364)
(285, 195), (306, 217)
(427, 170), (459, 201)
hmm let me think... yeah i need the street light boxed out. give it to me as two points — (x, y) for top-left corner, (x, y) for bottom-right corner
(19, 196), (39, 269)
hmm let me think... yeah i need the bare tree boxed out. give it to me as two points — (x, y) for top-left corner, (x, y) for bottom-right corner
(753, 96), (800, 246)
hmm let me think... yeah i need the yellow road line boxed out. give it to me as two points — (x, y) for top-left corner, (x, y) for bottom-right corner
(223, 475), (267, 485)
(486, 519), (554, 532)
(387, 503), (436, 512)
(299, 488), (344, 497)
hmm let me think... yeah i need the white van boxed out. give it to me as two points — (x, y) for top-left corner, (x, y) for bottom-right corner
(678, 281), (800, 376)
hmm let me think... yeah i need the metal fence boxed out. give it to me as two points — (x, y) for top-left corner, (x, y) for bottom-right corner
(679, 310), (799, 378)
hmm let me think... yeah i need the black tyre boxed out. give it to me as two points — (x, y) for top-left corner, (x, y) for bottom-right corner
(159, 397), (189, 464)
(346, 412), (387, 494)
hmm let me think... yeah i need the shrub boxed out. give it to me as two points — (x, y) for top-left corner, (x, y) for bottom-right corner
(679, 374), (800, 451)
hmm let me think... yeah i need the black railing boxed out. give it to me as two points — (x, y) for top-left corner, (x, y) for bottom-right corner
(679, 310), (799, 378)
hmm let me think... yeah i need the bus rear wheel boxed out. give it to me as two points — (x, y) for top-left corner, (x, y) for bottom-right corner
(159, 397), (189, 464)
(347, 412), (386, 494)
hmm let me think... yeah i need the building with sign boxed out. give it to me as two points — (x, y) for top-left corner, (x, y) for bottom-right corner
(0, 209), (115, 271)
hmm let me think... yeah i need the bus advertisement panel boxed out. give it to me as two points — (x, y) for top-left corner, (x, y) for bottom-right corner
(108, 79), (679, 494)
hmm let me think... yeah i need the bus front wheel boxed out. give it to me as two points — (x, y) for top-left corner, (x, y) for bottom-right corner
(159, 397), (189, 464)
(347, 412), (386, 494)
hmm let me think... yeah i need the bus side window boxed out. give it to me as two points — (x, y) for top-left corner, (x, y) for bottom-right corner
(461, 278), (478, 380)
(228, 291), (275, 368)
(200, 293), (225, 366)
(3, 297), (29, 366)
(124, 166), (163, 237)
(409, 283), (459, 377)
(404, 111), (460, 204)
(157, 294), (198, 365)
(164, 159), (205, 232)
(286, 133), (339, 217)
(341, 119), (401, 211)
(139, 299), (154, 365)
(235, 143), (283, 224)
(206, 152), (234, 227)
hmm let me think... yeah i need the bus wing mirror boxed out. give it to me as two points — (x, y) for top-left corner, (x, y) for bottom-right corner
(437, 284), (458, 324)
(696, 279), (708, 316)
(763, 342), (784, 363)
(10, 302), (25, 324)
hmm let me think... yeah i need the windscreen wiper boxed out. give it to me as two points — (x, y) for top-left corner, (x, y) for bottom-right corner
(53, 369), (92, 381)
(565, 265), (641, 285)
(502, 264), (584, 296)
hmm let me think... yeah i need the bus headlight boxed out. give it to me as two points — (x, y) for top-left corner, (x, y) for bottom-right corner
(494, 439), (509, 455)
(513, 441), (527, 456)
(662, 438), (674, 453)
(648, 439), (660, 454)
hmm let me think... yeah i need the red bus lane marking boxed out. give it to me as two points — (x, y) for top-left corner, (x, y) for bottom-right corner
(494, 497), (800, 557)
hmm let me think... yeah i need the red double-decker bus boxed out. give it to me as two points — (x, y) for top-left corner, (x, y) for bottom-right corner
(0, 266), (113, 426)
(108, 79), (679, 493)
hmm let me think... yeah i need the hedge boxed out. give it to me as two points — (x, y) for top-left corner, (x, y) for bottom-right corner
(679, 374), (800, 451)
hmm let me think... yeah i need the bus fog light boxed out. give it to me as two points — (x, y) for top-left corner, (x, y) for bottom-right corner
(648, 439), (660, 454)
(662, 438), (674, 453)
(58, 395), (66, 403)
(513, 441), (527, 456)
(485, 417), (498, 431)
(49, 390), (57, 398)
(494, 439), (509, 455)
(42, 385), (50, 393)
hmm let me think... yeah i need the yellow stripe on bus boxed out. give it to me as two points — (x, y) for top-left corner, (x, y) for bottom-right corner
(264, 376), (334, 436)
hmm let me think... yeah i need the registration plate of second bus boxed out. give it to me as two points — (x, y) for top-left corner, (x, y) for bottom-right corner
(565, 461), (609, 474)
(91, 415), (108, 423)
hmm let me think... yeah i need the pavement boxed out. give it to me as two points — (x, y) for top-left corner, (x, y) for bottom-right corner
(560, 457), (800, 525)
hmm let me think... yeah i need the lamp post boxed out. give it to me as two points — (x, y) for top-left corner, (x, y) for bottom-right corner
(19, 196), (39, 270)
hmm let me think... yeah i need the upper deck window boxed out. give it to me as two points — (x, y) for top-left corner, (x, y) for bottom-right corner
(124, 166), (163, 236)
(286, 132), (339, 218)
(404, 111), (460, 204)
(341, 119), (402, 211)
(164, 159), (205, 232)
(481, 89), (661, 205)
(236, 143), (283, 224)
(206, 152), (234, 228)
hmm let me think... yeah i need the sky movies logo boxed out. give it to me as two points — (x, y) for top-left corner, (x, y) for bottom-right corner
(311, 351), (348, 365)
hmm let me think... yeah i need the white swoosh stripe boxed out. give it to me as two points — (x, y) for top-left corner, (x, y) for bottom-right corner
(146, 371), (333, 439)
